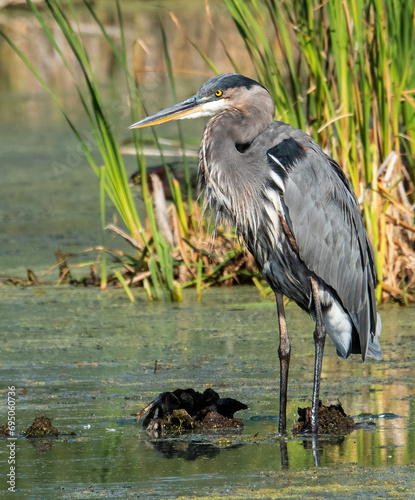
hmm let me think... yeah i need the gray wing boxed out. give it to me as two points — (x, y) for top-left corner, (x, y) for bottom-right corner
(266, 129), (378, 354)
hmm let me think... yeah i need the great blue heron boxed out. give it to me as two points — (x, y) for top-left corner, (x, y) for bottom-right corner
(130, 73), (382, 434)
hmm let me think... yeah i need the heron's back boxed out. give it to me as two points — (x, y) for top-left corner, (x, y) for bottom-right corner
(199, 118), (382, 361)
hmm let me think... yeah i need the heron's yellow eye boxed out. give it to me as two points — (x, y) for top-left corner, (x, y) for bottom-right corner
(215, 90), (223, 97)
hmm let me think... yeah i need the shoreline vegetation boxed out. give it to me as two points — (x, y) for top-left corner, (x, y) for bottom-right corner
(0, 0), (414, 303)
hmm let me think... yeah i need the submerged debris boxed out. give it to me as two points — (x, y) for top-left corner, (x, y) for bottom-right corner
(293, 401), (355, 434)
(139, 388), (247, 434)
(24, 415), (60, 437)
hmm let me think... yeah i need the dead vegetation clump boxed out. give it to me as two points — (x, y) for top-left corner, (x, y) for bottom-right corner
(374, 152), (415, 303)
(138, 388), (247, 435)
(24, 415), (60, 438)
(293, 401), (355, 435)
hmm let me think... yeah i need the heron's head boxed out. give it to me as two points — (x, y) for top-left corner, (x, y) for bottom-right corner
(129, 73), (274, 130)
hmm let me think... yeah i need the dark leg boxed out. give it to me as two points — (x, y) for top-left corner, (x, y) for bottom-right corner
(310, 277), (326, 433)
(276, 292), (291, 434)
(279, 439), (289, 469)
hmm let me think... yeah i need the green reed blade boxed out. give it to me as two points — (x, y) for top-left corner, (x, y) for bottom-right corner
(114, 271), (135, 303)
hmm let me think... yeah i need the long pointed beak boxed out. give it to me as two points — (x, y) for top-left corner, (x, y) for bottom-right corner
(129, 95), (204, 129)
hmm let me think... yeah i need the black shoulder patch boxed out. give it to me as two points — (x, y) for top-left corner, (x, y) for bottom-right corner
(268, 138), (307, 167)
(267, 138), (307, 181)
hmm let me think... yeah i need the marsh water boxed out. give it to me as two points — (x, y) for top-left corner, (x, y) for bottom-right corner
(1, 286), (415, 499)
(1, 3), (415, 499)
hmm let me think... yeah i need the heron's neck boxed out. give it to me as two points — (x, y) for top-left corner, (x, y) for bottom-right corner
(225, 104), (274, 146)
(199, 104), (274, 235)
(203, 105), (273, 165)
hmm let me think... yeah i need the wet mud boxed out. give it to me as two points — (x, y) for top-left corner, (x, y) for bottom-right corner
(24, 415), (60, 438)
(293, 401), (355, 434)
(0, 423), (10, 437)
(139, 387), (247, 435)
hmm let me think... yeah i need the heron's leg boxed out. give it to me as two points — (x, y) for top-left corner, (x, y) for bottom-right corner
(276, 292), (291, 434)
(279, 439), (289, 469)
(311, 435), (321, 467)
(310, 277), (326, 433)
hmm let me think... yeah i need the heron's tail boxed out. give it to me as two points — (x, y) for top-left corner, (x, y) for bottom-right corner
(366, 312), (382, 360)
